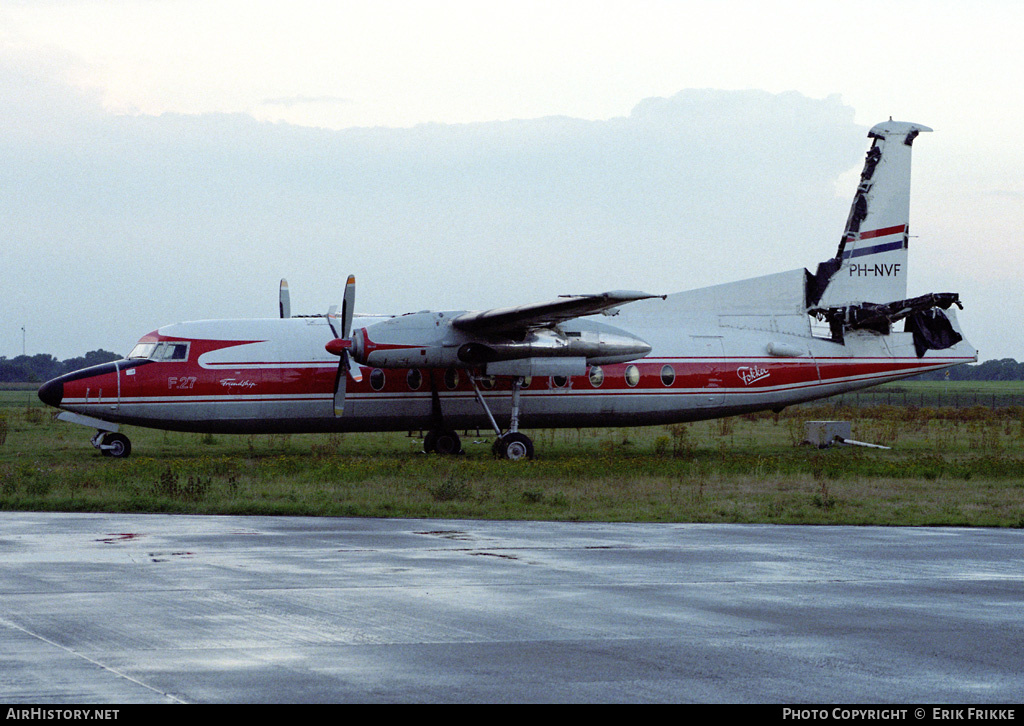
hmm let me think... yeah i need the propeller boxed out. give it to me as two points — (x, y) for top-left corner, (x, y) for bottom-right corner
(325, 275), (363, 416)
(279, 279), (291, 319)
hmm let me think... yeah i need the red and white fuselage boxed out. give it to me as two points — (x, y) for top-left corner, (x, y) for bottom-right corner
(40, 267), (974, 435)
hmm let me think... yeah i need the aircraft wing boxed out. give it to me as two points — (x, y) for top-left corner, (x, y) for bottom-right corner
(451, 290), (665, 335)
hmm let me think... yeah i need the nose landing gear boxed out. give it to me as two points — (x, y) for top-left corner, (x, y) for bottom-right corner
(92, 431), (132, 458)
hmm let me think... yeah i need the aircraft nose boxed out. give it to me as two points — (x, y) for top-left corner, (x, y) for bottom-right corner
(37, 378), (64, 408)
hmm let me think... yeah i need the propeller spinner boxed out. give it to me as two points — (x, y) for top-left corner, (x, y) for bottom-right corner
(325, 275), (363, 416)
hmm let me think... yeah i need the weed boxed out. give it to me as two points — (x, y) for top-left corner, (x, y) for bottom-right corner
(547, 492), (570, 509)
(25, 480), (51, 497)
(785, 417), (803, 447)
(665, 424), (695, 458)
(429, 472), (473, 502)
(813, 481), (836, 510)
(152, 466), (211, 502)
(522, 489), (545, 504)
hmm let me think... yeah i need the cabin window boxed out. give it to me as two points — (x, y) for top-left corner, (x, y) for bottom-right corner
(444, 368), (459, 390)
(660, 364), (675, 387)
(551, 375), (569, 389)
(479, 375), (496, 391)
(370, 368), (386, 391)
(407, 369), (422, 391)
(624, 364), (640, 387)
(589, 366), (604, 387)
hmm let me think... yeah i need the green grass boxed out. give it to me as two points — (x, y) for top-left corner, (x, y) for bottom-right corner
(828, 379), (1024, 408)
(3, 386), (1024, 526)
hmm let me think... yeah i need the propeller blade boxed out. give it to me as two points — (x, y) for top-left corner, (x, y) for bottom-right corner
(326, 304), (340, 337)
(347, 352), (363, 383)
(333, 354), (347, 416)
(342, 275), (355, 338)
(279, 279), (291, 319)
(328, 274), (359, 416)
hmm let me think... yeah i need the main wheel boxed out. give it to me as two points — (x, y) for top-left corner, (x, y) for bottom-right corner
(424, 429), (462, 455)
(100, 432), (131, 458)
(495, 432), (533, 461)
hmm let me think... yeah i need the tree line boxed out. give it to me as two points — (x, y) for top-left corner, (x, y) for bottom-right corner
(2, 350), (1023, 383)
(0, 350), (121, 383)
(911, 358), (1024, 381)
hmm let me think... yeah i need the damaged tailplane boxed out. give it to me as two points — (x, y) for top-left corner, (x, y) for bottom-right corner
(805, 120), (964, 357)
(809, 292), (963, 356)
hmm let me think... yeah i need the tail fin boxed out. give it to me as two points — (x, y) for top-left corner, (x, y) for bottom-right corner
(808, 120), (932, 308)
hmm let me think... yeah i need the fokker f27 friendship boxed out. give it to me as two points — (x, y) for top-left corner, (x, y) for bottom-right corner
(39, 121), (976, 459)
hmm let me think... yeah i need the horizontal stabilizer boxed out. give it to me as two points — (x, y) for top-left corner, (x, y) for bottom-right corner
(810, 292), (963, 356)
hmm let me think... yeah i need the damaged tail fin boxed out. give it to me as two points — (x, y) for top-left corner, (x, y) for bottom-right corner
(807, 121), (972, 358)
(808, 120), (932, 308)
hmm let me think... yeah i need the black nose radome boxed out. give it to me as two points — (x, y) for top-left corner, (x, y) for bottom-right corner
(38, 378), (63, 408)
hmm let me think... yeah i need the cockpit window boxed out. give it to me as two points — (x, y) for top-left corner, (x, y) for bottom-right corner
(128, 343), (156, 359)
(127, 341), (189, 361)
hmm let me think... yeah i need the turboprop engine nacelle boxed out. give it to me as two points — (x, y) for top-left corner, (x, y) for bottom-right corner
(349, 313), (652, 370)
(457, 328), (651, 366)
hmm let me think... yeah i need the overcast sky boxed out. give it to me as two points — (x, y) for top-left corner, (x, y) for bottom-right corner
(1, 0), (1021, 362)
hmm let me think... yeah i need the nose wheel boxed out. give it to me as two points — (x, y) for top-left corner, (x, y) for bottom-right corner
(92, 431), (132, 458)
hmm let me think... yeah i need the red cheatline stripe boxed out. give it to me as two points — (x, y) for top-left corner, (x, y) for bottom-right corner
(859, 224), (906, 240)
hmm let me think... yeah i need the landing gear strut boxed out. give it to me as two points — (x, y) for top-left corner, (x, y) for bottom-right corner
(422, 371), (463, 455)
(472, 375), (534, 460)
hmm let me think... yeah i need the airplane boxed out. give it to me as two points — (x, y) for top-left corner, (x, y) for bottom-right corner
(38, 120), (976, 460)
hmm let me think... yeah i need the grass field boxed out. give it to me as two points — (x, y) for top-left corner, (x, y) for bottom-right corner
(829, 380), (1024, 409)
(2, 384), (1024, 526)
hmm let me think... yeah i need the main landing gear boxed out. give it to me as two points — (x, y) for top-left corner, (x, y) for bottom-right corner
(419, 370), (534, 460)
(472, 376), (534, 461)
(423, 428), (462, 456)
(421, 371), (465, 456)
(420, 373), (534, 460)
(492, 431), (534, 461)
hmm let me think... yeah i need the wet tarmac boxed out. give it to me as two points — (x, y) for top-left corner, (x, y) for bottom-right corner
(1, 512), (1022, 703)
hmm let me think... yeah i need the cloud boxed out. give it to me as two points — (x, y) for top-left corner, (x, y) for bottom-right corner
(989, 189), (1024, 202)
(0, 76), (888, 359)
(260, 95), (354, 108)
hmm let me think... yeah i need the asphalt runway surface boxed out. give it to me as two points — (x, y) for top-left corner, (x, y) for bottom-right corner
(1, 512), (1022, 704)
